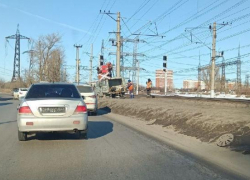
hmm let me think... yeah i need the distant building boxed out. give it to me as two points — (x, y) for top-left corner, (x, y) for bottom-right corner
(183, 80), (205, 90)
(227, 82), (235, 90)
(155, 70), (173, 90)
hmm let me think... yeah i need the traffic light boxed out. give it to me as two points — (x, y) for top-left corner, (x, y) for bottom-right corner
(163, 55), (167, 72)
(100, 55), (104, 66)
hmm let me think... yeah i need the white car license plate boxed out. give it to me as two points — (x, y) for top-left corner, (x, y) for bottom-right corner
(41, 107), (65, 113)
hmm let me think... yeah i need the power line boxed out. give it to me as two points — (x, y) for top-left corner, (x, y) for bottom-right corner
(125, 0), (152, 25)
(140, 0), (246, 55)
(141, 0), (225, 44)
(126, 0), (160, 35)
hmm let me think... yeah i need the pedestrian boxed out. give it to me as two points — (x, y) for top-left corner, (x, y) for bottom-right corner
(146, 79), (152, 96)
(127, 80), (134, 99)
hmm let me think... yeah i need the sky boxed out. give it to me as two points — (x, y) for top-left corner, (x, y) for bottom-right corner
(0, 0), (250, 88)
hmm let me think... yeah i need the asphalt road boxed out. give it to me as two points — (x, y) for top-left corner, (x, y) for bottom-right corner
(0, 94), (243, 180)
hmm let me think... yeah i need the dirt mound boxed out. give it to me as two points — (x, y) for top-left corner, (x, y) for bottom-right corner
(98, 98), (250, 146)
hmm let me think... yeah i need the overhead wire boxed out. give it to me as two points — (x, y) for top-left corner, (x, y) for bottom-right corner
(76, 0), (109, 43)
(125, 0), (152, 25)
(126, 0), (188, 39)
(141, 0), (225, 45)
(141, 0), (247, 56)
(125, 0), (160, 35)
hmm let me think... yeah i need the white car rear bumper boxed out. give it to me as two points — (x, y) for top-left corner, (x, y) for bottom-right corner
(18, 114), (88, 132)
(86, 103), (97, 111)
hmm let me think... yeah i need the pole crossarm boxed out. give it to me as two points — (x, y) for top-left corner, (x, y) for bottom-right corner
(100, 11), (117, 21)
(198, 60), (238, 71)
(109, 38), (146, 43)
(22, 50), (36, 54)
(108, 52), (145, 56)
(121, 66), (145, 71)
(174, 60), (238, 74)
(63, 65), (88, 69)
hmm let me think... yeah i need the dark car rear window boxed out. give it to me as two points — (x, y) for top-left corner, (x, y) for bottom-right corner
(77, 86), (93, 93)
(26, 84), (80, 99)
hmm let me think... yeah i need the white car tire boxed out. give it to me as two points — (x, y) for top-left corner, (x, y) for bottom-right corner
(77, 131), (88, 139)
(18, 130), (27, 141)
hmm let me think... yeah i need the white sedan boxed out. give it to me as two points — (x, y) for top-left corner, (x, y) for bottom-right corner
(77, 85), (98, 115)
(14, 88), (28, 100)
(17, 83), (88, 141)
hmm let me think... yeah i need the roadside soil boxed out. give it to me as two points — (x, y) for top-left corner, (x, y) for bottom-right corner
(102, 111), (250, 179)
(98, 97), (250, 151)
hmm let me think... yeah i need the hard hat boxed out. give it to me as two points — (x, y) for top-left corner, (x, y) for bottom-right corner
(128, 80), (131, 82)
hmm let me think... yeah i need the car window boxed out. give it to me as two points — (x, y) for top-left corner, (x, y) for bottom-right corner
(20, 88), (28, 91)
(26, 84), (80, 99)
(77, 86), (93, 93)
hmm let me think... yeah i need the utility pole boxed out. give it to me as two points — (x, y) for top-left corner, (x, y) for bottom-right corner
(116, 12), (121, 77)
(136, 60), (139, 95)
(132, 38), (143, 83)
(110, 37), (145, 81)
(198, 53), (201, 96)
(74, 44), (82, 85)
(101, 39), (104, 55)
(121, 36), (124, 78)
(236, 44), (241, 93)
(6, 24), (30, 82)
(100, 11), (121, 77)
(89, 44), (93, 84)
(221, 56), (226, 92)
(246, 74), (249, 95)
(163, 56), (167, 96)
(210, 22), (216, 98)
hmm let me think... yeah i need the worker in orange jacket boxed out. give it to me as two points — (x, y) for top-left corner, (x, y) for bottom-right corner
(127, 80), (134, 99)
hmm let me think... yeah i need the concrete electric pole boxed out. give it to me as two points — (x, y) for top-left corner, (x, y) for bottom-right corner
(136, 60), (139, 95)
(210, 22), (216, 98)
(74, 44), (82, 85)
(89, 44), (93, 84)
(100, 11), (121, 77)
(109, 37), (145, 81)
(116, 12), (121, 77)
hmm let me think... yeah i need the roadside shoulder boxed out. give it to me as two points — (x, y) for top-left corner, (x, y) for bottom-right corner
(103, 111), (250, 179)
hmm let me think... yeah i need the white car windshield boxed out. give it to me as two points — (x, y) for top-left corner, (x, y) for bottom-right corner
(20, 88), (28, 91)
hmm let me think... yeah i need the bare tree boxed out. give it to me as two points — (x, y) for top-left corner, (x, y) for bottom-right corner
(47, 49), (65, 82)
(32, 33), (65, 82)
(0, 78), (5, 88)
(201, 67), (220, 90)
